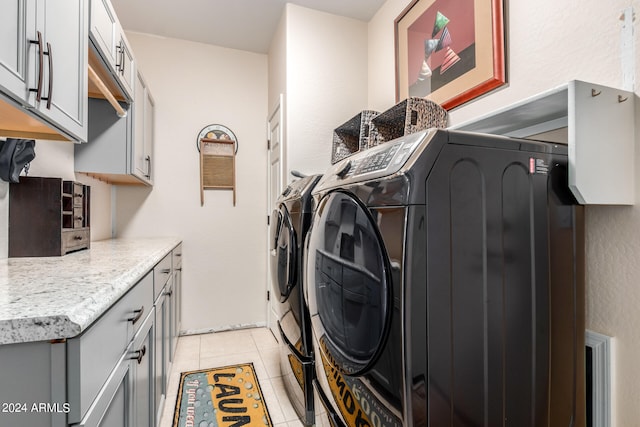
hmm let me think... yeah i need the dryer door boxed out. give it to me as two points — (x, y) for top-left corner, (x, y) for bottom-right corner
(270, 205), (297, 303)
(306, 190), (391, 375)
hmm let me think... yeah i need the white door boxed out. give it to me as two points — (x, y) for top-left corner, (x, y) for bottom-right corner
(267, 94), (284, 338)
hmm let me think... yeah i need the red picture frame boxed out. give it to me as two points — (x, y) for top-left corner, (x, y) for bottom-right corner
(395, 0), (505, 110)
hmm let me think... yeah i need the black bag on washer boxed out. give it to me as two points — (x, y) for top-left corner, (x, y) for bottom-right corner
(0, 138), (36, 183)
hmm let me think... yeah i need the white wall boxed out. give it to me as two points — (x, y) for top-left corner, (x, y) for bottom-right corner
(115, 33), (269, 334)
(268, 10), (287, 116)
(368, 1), (640, 424)
(368, 0), (411, 112)
(284, 4), (369, 179)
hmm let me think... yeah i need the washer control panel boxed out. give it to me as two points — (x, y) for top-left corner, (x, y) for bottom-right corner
(316, 129), (436, 190)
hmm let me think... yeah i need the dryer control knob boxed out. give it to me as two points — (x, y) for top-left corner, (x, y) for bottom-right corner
(337, 161), (352, 179)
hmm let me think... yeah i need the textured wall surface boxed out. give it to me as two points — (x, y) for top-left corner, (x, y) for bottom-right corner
(285, 4), (369, 179)
(368, 0), (640, 424)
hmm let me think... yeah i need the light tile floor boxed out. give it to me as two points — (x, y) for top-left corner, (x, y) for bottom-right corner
(159, 327), (305, 427)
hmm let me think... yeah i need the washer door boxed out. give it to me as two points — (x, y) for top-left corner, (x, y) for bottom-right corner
(270, 205), (297, 303)
(307, 191), (391, 375)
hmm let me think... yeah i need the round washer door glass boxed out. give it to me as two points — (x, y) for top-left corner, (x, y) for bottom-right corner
(307, 191), (390, 374)
(270, 206), (296, 303)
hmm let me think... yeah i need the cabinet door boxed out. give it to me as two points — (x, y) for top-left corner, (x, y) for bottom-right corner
(154, 292), (167, 423)
(38, 0), (88, 141)
(92, 377), (128, 427)
(144, 86), (154, 183)
(0, 0), (33, 103)
(116, 35), (135, 99)
(133, 70), (151, 183)
(89, 0), (118, 68)
(131, 312), (154, 427)
(165, 279), (176, 369)
(171, 267), (181, 361)
(162, 280), (172, 390)
(77, 355), (132, 427)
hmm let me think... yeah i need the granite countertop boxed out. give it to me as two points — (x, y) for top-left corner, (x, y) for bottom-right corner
(0, 237), (181, 345)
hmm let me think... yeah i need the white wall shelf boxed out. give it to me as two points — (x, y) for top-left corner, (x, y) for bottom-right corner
(454, 80), (635, 205)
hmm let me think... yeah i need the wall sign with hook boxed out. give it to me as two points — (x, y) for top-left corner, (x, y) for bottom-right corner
(197, 124), (238, 206)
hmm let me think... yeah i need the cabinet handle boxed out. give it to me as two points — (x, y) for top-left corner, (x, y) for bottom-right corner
(176, 268), (182, 272)
(115, 42), (122, 72)
(73, 235), (83, 241)
(164, 290), (173, 297)
(130, 345), (146, 364)
(28, 31), (44, 102)
(175, 253), (182, 257)
(160, 268), (171, 274)
(127, 306), (144, 324)
(75, 216), (83, 221)
(120, 46), (125, 75)
(40, 42), (53, 109)
(145, 156), (151, 179)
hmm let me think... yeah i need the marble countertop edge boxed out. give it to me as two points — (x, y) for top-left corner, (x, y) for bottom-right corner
(0, 237), (181, 345)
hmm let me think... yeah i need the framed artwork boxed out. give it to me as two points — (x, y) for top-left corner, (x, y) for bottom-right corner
(395, 0), (505, 110)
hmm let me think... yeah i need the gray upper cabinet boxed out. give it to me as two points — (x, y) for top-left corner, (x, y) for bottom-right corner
(0, 0), (88, 142)
(133, 70), (153, 184)
(77, 0), (153, 186)
(89, 0), (135, 100)
(89, 0), (118, 66)
(36, 0), (88, 142)
(0, 0), (33, 103)
(117, 36), (135, 98)
(75, 68), (154, 186)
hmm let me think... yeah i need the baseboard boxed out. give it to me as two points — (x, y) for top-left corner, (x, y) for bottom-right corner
(179, 321), (267, 336)
(586, 329), (612, 427)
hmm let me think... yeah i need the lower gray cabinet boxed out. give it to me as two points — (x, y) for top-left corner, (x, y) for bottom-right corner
(164, 278), (174, 380)
(75, 339), (130, 427)
(68, 272), (153, 424)
(0, 242), (180, 427)
(153, 285), (168, 424)
(171, 245), (182, 361)
(76, 310), (154, 427)
(0, 341), (66, 427)
(131, 312), (154, 427)
(153, 244), (182, 425)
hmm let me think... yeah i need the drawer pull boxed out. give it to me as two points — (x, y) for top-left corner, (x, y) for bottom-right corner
(28, 31), (44, 102)
(176, 268), (182, 272)
(164, 290), (173, 297)
(130, 345), (146, 364)
(44, 42), (52, 109)
(128, 306), (144, 324)
(161, 268), (171, 274)
(73, 235), (83, 241)
(175, 253), (182, 257)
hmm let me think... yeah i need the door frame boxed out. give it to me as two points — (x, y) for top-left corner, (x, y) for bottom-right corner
(267, 94), (284, 338)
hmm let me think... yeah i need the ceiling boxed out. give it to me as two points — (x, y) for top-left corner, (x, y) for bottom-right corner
(110, 0), (387, 54)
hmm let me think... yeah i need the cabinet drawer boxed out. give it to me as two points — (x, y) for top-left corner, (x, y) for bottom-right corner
(67, 271), (153, 424)
(61, 228), (90, 254)
(173, 243), (183, 269)
(73, 206), (86, 228)
(153, 253), (172, 300)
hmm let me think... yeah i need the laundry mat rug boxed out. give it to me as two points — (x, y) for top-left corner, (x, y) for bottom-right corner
(173, 363), (273, 427)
